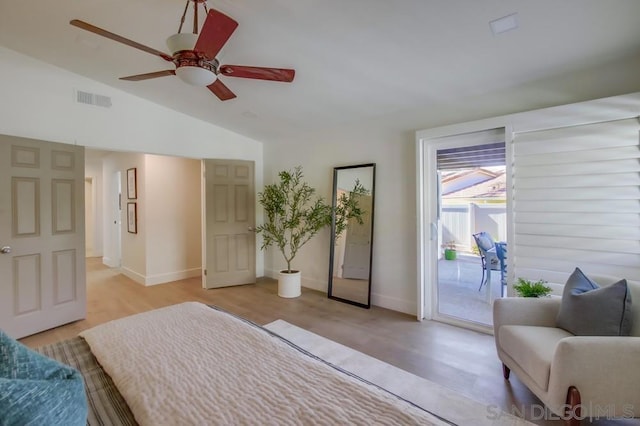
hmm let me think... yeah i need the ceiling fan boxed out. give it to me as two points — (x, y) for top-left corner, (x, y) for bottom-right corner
(70, 0), (295, 101)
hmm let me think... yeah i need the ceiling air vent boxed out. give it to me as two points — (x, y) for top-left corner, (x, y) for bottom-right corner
(75, 90), (112, 108)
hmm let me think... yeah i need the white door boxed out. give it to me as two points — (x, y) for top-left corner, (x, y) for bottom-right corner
(342, 194), (373, 279)
(0, 135), (86, 339)
(203, 159), (256, 288)
(84, 178), (94, 257)
(112, 171), (122, 268)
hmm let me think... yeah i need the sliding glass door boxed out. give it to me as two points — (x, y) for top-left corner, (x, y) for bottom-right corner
(423, 129), (508, 330)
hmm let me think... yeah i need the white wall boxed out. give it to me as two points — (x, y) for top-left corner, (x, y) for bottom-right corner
(265, 126), (418, 314)
(0, 46), (265, 277)
(145, 154), (202, 285)
(0, 47), (263, 160)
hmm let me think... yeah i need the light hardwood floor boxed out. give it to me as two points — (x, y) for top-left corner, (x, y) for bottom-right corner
(19, 258), (633, 425)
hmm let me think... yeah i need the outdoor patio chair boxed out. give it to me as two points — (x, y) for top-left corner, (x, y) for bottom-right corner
(495, 241), (507, 290)
(472, 232), (500, 291)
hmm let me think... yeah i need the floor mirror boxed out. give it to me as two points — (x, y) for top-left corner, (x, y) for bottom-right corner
(328, 163), (375, 308)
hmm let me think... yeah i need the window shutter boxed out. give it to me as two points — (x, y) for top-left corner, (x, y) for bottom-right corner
(512, 118), (640, 287)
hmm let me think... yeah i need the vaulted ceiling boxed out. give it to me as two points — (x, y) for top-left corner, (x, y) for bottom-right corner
(2, 0), (640, 143)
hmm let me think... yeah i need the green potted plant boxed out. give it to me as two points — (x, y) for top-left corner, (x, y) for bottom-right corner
(256, 166), (367, 298)
(513, 278), (552, 297)
(442, 241), (457, 260)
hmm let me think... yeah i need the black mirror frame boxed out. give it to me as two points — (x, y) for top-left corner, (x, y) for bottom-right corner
(328, 163), (375, 309)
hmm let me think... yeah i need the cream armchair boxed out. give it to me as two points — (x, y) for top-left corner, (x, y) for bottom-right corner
(493, 279), (640, 425)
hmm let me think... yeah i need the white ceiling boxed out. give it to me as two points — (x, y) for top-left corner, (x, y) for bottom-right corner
(2, 0), (640, 143)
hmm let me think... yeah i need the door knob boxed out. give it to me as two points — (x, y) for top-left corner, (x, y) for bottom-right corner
(0, 246), (11, 254)
(248, 226), (256, 232)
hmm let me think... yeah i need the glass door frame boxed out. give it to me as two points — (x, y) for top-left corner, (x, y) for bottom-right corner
(416, 125), (514, 334)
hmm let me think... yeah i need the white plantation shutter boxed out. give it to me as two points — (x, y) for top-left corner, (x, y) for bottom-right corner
(511, 117), (640, 288)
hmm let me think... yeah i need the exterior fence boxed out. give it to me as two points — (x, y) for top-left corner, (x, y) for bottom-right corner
(441, 203), (507, 252)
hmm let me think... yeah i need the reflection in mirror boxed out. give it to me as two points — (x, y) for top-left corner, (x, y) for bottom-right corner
(328, 164), (375, 308)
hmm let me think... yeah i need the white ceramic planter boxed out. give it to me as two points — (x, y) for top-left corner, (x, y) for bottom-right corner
(278, 270), (301, 298)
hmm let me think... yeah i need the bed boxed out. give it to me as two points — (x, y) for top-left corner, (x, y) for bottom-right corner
(34, 302), (451, 425)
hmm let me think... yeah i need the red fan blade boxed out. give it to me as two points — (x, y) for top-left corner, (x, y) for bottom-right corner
(120, 70), (176, 81)
(219, 65), (295, 82)
(194, 10), (238, 60)
(207, 79), (236, 101)
(70, 19), (173, 62)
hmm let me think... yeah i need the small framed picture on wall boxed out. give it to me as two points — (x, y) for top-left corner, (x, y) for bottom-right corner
(127, 167), (137, 199)
(127, 202), (137, 234)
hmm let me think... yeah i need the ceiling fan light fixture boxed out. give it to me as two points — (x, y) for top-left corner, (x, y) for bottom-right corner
(166, 33), (199, 54)
(176, 66), (217, 86)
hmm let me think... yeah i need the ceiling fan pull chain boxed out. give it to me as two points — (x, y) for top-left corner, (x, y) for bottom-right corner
(177, 0), (190, 34)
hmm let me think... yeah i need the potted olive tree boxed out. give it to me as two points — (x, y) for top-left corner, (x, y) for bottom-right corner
(256, 166), (367, 298)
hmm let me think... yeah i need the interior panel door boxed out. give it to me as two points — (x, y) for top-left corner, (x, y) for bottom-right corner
(203, 159), (256, 288)
(0, 135), (86, 339)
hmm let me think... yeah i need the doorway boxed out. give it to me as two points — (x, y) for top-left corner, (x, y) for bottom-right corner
(88, 151), (259, 289)
(423, 129), (508, 330)
(437, 163), (506, 325)
(85, 177), (95, 257)
(90, 150), (204, 286)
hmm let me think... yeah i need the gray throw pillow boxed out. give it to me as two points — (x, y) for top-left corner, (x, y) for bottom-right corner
(556, 268), (632, 336)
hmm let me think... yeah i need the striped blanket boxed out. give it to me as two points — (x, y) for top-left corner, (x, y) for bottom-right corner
(36, 336), (136, 425)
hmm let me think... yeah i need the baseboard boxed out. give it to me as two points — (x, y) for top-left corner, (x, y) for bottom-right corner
(302, 276), (328, 292)
(264, 268), (277, 279)
(120, 267), (201, 286)
(120, 266), (145, 285)
(144, 268), (201, 286)
(371, 292), (416, 316)
(266, 268), (414, 315)
(102, 256), (119, 268)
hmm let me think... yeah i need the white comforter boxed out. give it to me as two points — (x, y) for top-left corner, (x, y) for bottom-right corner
(80, 302), (445, 425)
